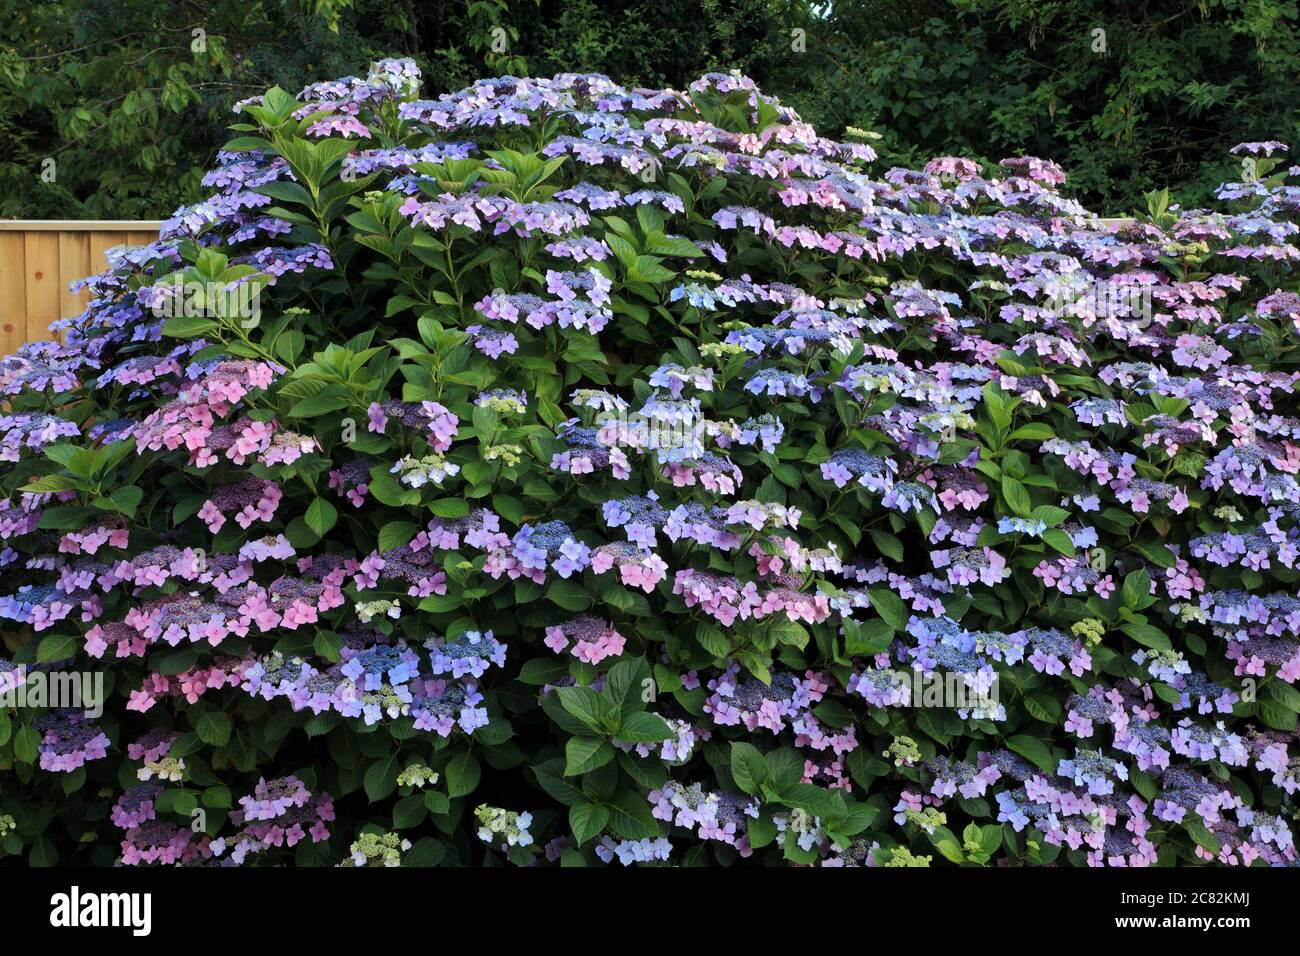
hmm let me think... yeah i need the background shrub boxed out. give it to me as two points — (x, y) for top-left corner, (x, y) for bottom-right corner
(4, 1), (1299, 216)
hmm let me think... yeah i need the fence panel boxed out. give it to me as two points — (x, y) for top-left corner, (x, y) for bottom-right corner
(0, 221), (162, 355)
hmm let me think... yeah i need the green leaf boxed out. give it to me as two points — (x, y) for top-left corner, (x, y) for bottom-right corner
(844, 617), (894, 656)
(289, 393), (349, 418)
(1130, 539), (1176, 568)
(1006, 734), (1054, 773)
(255, 179), (315, 207)
(104, 485), (144, 517)
(1122, 569), (1153, 609)
(162, 315), (219, 338)
(518, 658), (569, 686)
(982, 382), (1014, 433)
(603, 657), (653, 715)
(13, 725), (39, 764)
(378, 520), (417, 553)
(532, 759), (586, 806)
(1008, 423), (1054, 441)
(1041, 528), (1076, 556)
(556, 686), (612, 734)
(313, 629), (343, 663)
(1265, 680), (1300, 714)
(978, 824), (1003, 856)
(747, 811), (778, 849)
(202, 786), (232, 809)
(867, 588), (909, 631)
(393, 794), (427, 829)
(36, 635), (78, 663)
(1183, 815), (1221, 855)
(767, 618), (809, 650)
(1024, 694), (1062, 724)
(730, 742), (767, 795)
(367, 473), (415, 507)
(695, 621), (731, 657)
(1131, 768), (1157, 802)
(868, 528), (904, 562)
(1001, 476), (1032, 517)
(403, 837), (447, 867)
(1259, 700), (1298, 732)
(20, 475), (82, 494)
(765, 747), (804, 794)
(564, 737), (615, 776)
(1121, 621), (1171, 651)
(605, 789), (661, 840)
(569, 802), (610, 845)
(547, 578), (592, 612)
(364, 754), (399, 801)
(616, 711), (675, 743)
(445, 751), (481, 798)
(192, 709), (232, 748)
(928, 825), (966, 864)
(1029, 505), (1069, 526)
(305, 497), (338, 536)
(429, 498), (469, 518)
(28, 836), (59, 867)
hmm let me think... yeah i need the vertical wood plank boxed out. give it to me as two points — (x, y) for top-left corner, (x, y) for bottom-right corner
(0, 233), (25, 357)
(23, 232), (60, 344)
(58, 230), (92, 329)
(88, 231), (119, 276)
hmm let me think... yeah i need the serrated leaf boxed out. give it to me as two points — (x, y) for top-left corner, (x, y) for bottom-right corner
(605, 789), (660, 840)
(547, 578), (592, 612)
(1001, 476), (1032, 517)
(844, 617), (893, 656)
(192, 709), (231, 748)
(867, 589), (909, 632)
(13, 725), (39, 764)
(1006, 734), (1054, 773)
(393, 794), (427, 829)
(569, 802), (609, 845)
(305, 497), (338, 536)
(445, 751), (481, 798)
(556, 686), (612, 733)
(1122, 569), (1152, 609)
(731, 742), (767, 795)
(564, 737), (614, 776)
(36, 635), (78, 663)
(377, 520), (417, 552)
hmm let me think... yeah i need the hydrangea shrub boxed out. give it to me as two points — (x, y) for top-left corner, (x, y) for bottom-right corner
(2, 60), (1299, 867)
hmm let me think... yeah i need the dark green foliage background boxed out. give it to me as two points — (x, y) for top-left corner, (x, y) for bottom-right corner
(1, 0), (1297, 218)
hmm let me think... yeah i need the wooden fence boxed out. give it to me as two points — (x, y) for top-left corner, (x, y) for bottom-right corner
(0, 221), (162, 356)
